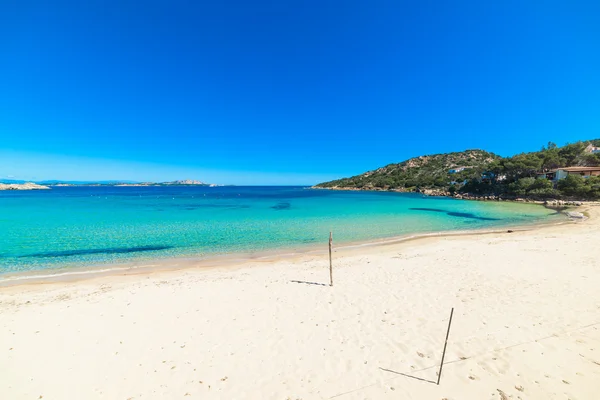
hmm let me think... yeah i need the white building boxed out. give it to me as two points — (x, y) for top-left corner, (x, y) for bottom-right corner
(448, 166), (471, 174)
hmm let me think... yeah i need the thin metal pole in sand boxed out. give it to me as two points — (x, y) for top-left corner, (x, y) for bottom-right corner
(437, 307), (454, 385)
(329, 231), (333, 286)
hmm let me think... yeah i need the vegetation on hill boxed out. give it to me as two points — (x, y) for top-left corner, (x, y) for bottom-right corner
(315, 140), (600, 200)
(316, 150), (500, 190)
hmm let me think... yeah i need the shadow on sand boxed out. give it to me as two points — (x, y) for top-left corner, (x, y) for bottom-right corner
(379, 367), (437, 385)
(290, 280), (329, 287)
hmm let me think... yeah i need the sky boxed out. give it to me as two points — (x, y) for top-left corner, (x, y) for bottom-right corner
(1, 1), (599, 184)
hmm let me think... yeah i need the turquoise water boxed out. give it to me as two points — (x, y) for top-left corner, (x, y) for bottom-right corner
(0, 186), (559, 275)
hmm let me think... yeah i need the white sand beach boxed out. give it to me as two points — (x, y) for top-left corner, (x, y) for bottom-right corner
(2, 207), (600, 399)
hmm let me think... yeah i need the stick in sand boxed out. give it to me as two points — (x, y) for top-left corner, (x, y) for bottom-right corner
(437, 307), (454, 385)
(329, 231), (333, 286)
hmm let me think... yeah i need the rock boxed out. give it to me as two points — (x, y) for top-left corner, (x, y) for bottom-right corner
(420, 188), (451, 197)
(565, 211), (585, 219)
(0, 182), (50, 191)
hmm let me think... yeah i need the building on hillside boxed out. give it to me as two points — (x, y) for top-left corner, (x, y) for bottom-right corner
(585, 144), (600, 154)
(448, 166), (470, 174)
(480, 172), (506, 182)
(537, 171), (557, 180)
(555, 167), (600, 180)
(539, 167), (600, 181)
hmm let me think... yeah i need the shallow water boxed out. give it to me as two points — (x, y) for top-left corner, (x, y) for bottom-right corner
(0, 186), (559, 274)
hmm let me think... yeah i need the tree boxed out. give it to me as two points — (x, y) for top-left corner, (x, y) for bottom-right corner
(557, 174), (587, 197)
(540, 146), (564, 171)
(582, 153), (600, 167)
(507, 177), (555, 198)
(558, 142), (586, 166)
(587, 176), (600, 198)
(500, 153), (544, 181)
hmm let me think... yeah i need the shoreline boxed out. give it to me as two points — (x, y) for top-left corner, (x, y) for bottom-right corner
(0, 207), (577, 288)
(312, 186), (598, 205)
(2, 205), (599, 399)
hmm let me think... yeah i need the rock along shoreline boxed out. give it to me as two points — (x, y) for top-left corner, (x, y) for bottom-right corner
(311, 186), (598, 209)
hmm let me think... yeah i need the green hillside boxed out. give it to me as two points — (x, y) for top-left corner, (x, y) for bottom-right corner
(315, 149), (500, 190)
(315, 140), (600, 199)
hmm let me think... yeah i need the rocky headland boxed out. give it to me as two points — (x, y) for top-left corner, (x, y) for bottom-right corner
(314, 139), (600, 201)
(0, 182), (50, 190)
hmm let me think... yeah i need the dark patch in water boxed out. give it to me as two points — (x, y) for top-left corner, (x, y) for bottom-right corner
(22, 245), (174, 258)
(174, 204), (251, 210)
(409, 207), (501, 221)
(271, 202), (291, 210)
(186, 204), (227, 208)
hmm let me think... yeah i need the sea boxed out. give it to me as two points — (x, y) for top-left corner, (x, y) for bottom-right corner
(0, 186), (561, 275)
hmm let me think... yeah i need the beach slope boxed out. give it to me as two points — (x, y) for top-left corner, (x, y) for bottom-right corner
(2, 208), (600, 399)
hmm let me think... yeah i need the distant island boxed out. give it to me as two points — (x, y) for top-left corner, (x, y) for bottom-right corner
(314, 139), (600, 201)
(0, 182), (50, 191)
(114, 180), (216, 187)
(0, 179), (224, 190)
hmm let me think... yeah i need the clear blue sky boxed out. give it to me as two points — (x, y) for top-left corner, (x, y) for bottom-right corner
(1, 1), (599, 184)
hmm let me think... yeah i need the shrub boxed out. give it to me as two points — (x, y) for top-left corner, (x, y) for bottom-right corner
(557, 174), (587, 197)
(507, 177), (553, 197)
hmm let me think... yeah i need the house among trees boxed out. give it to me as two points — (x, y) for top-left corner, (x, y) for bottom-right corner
(539, 166), (600, 182)
(448, 166), (470, 174)
(585, 144), (600, 154)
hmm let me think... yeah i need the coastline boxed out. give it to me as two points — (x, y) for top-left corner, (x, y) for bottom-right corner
(0, 204), (575, 287)
(2, 205), (599, 399)
(313, 185), (596, 205)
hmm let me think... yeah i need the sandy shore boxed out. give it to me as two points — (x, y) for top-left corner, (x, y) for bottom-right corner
(2, 207), (600, 399)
